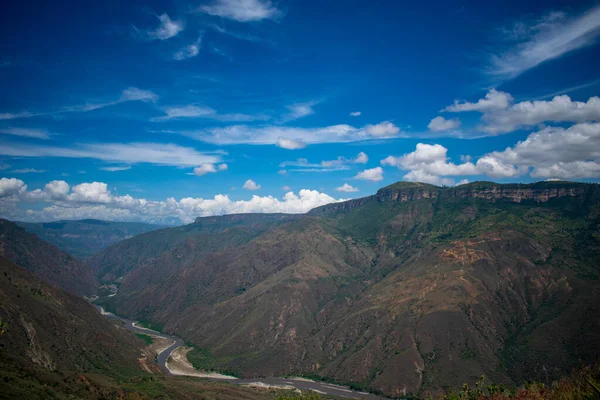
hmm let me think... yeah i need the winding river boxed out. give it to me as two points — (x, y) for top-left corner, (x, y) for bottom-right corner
(97, 306), (386, 399)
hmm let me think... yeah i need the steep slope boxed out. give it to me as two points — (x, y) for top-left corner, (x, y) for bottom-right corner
(16, 219), (165, 258)
(0, 255), (142, 377)
(0, 219), (97, 296)
(104, 181), (600, 396)
(89, 213), (301, 283)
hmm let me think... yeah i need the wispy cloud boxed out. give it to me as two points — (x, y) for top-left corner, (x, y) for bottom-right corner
(350, 111), (361, 117)
(177, 121), (403, 147)
(174, 36), (202, 60)
(11, 168), (45, 173)
(488, 5), (600, 80)
(280, 152), (368, 173)
(99, 166), (132, 172)
(151, 105), (269, 122)
(0, 142), (221, 167)
(0, 87), (158, 121)
(0, 127), (50, 139)
(281, 101), (318, 123)
(146, 13), (184, 40)
(197, 0), (283, 22)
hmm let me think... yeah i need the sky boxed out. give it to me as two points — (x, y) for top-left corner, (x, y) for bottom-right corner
(1, 0), (600, 224)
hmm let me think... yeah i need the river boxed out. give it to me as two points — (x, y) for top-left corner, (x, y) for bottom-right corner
(97, 306), (387, 399)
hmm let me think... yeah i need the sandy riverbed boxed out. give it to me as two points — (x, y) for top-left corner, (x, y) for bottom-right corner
(166, 346), (238, 379)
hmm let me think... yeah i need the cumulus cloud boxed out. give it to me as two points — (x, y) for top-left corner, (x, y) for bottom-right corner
(0, 142), (221, 167)
(193, 163), (228, 176)
(364, 121), (400, 137)
(186, 121), (402, 147)
(427, 116), (461, 132)
(381, 122), (600, 183)
(0, 178), (344, 224)
(243, 179), (261, 190)
(276, 137), (306, 150)
(350, 111), (361, 117)
(443, 89), (600, 134)
(443, 89), (513, 113)
(147, 14), (184, 40)
(0, 177), (26, 198)
(0, 127), (50, 139)
(483, 122), (600, 178)
(489, 6), (600, 80)
(197, 0), (282, 22)
(354, 167), (383, 181)
(335, 183), (359, 192)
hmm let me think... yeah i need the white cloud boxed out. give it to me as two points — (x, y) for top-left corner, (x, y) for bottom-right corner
(280, 152), (368, 172)
(197, 0), (282, 22)
(354, 167), (383, 181)
(381, 143), (479, 186)
(174, 37), (202, 60)
(403, 170), (455, 186)
(100, 166), (131, 172)
(187, 121), (402, 147)
(364, 121), (400, 137)
(350, 111), (361, 117)
(427, 116), (461, 132)
(0, 142), (221, 167)
(276, 137), (306, 150)
(278, 169), (287, 175)
(147, 13), (184, 40)
(483, 122), (600, 178)
(335, 183), (359, 192)
(0, 127), (50, 139)
(284, 102), (316, 121)
(282, 185), (291, 191)
(193, 163), (228, 176)
(489, 6), (600, 80)
(152, 105), (266, 122)
(443, 89), (600, 134)
(243, 179), (261, 190)
(0, 87), (158, 120)
(11, 168), (45, 173)
(0, 178), (26, 198)
(0, 178), (346, 224)
(354, 151), (368, 164)
(443, 89), (513, 113)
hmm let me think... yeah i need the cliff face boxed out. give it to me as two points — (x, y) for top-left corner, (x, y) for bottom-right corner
(311, 181), (599, 215)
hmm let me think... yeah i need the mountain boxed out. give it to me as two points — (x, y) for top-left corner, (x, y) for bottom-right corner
(92, 181), (600, 396)
(0, 219), (97, 296)
(88, 213), (301, 283)
(0, 255), (143, 386)
(0, 254), (272, 400)
(16, 219), (165, 259)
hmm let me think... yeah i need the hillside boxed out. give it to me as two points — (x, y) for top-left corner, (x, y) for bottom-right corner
(88, 213), (301, 283)
(16, 219), (165, 259)
(0, 255), (143, 377)
(99, 181), (600, 396)
(0, 219), (97, 296)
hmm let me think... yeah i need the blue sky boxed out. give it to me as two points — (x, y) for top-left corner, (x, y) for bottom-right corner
(1, 0), (600, 224)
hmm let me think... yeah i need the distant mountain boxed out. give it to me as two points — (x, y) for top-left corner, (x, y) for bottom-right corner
(0, 219), (97, 296)
(16, 219), (166, 259)
(98, 181), (600, 396)
(88, 213), (301, 283)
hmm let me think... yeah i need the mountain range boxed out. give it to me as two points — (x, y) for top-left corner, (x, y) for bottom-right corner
(90, 180), (600, 396)
(16, 219), (165, 259)
(2, 180), (599, 398)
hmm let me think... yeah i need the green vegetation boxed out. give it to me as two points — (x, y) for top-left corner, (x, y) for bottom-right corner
(135, 333), (154, 345)
(137, 320), (164, 332)
(276, 393), (324, 400)
(439, 364), (600, 399)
